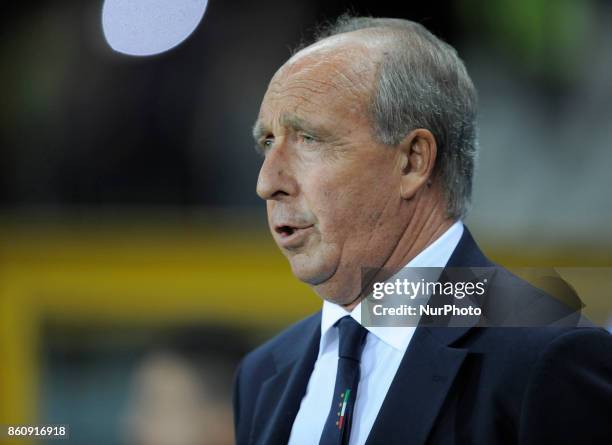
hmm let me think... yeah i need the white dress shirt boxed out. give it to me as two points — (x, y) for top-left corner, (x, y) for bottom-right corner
(288, 221), (464, 445)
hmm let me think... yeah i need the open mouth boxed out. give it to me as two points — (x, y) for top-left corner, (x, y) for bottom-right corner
(274, 224), (314, 245)
(275, 225), (297, 237)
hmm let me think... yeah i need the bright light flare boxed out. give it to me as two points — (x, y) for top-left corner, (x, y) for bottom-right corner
(102, 0), (209, 56)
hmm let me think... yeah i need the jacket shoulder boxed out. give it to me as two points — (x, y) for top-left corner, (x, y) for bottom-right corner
(518, 327), (612, 444)
(233, 311), (321, 441)
(242, 311), (321, 370)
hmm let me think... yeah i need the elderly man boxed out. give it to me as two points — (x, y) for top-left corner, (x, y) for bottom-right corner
(233, 16), (612, 445)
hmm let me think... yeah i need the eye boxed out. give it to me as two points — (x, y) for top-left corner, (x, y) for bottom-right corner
(299, 133), (316, 144)
(258, 137), (274, 153)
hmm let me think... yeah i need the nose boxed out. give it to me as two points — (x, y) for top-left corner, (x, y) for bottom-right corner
(256, 143), (298, 201)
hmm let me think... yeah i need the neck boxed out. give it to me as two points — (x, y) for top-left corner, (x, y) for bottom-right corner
(386, 195), (454, 272)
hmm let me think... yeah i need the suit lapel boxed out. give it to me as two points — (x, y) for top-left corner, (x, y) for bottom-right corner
(365, 227), (488, 444)
(366, 326), (468, 445)
(249, 320), (320, 445)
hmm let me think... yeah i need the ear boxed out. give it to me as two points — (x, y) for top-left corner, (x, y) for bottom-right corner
(397, 129), (437, 200)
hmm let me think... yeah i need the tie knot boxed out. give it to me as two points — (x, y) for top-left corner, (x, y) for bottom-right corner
(336, 316), (368, 362)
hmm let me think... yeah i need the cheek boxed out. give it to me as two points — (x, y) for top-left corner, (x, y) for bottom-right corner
(309, 179), (379, 239)
(304, 153), (399, 236)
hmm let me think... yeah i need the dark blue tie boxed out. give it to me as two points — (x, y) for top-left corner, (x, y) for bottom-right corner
(319, 316), (368, 445)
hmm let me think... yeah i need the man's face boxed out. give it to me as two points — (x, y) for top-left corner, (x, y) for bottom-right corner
(254, 38), (409, 304)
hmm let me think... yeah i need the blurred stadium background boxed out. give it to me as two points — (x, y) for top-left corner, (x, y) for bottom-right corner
(1, 0), (611, 444)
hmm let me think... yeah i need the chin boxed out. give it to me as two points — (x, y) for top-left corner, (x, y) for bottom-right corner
(286, 247), (360, 304)
(291, 261), (359, 306)
(312, 279), (359, 306)
(289, 256), (334, 286)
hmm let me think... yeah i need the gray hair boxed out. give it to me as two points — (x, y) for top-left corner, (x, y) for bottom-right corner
(299, 15), (478, 219)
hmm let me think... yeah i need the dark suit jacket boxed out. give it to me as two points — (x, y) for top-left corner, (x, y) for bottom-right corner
(233, 229), (612, 444)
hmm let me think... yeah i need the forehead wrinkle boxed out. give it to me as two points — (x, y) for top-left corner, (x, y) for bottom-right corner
(268, 93), (320, 115)
(266, 65), (371, 113)
(257, 38), (381, 142)
(329, 63), (374, 96)
(293, 39), (376, 78)
(268, 80), (332, 98)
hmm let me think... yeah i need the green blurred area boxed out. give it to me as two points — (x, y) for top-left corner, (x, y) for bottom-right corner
(458, 0), (593, 84)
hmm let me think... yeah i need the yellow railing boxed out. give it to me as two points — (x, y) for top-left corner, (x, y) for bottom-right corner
(0, 221), (319, 439)
(0, 219), (610, 443)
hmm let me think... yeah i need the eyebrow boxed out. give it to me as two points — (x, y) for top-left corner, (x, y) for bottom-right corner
(252, 120), (267, 143)
(252, 113), (331, 144)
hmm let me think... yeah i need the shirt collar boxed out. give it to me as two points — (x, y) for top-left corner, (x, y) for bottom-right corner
(319, 221), (464, 352)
